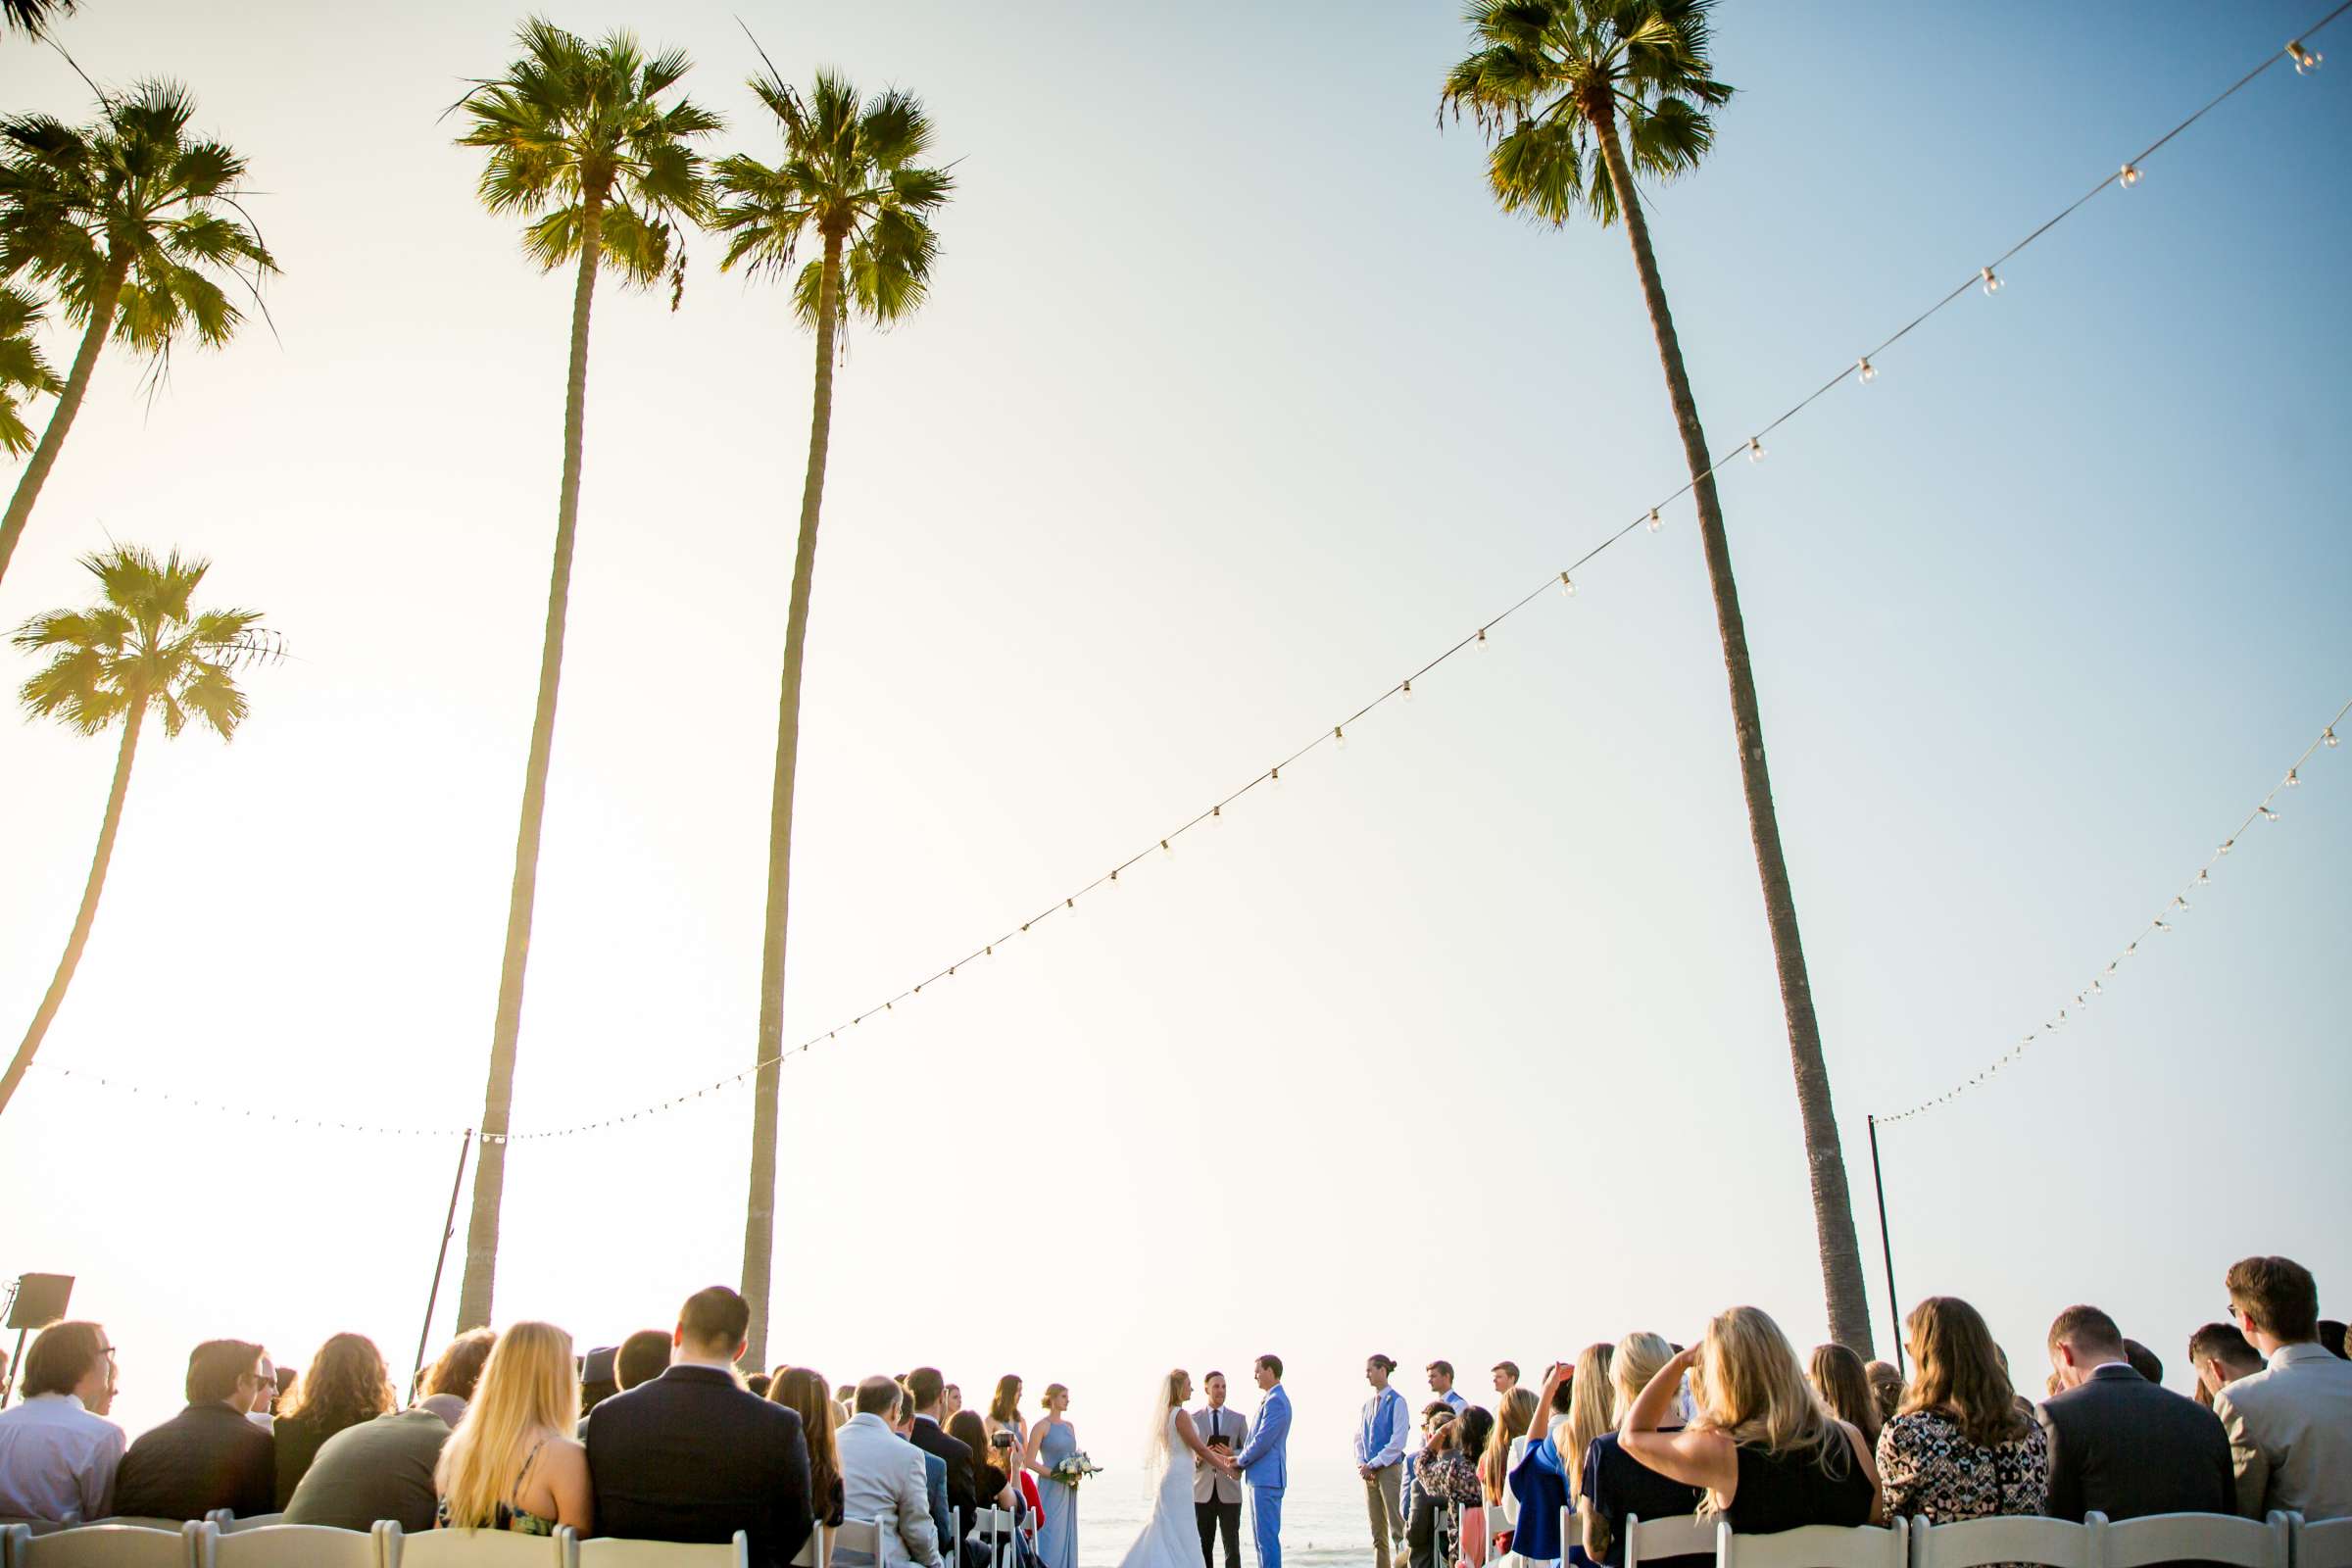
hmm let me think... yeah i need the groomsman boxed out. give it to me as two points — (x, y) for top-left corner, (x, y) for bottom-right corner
(1192, 1372), (1247, 1568)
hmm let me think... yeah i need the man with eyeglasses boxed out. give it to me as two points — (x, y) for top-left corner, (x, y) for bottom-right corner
(0, 1321), (127, 1523)
(112, 1339), (276, 1521)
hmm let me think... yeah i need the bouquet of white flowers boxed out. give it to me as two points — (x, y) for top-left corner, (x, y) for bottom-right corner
(1050, 1452), (1103, 1488)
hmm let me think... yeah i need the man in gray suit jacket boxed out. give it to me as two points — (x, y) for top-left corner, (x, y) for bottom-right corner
(2213, 1255), (2352, 1521)
(1193, 1372), (1248, 1568)
(839, 1379), (945, 1568)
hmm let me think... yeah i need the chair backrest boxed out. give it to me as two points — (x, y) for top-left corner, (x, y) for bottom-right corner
(1721, 1520), (1908, 1568)
(216, 1520), (283, 1539)
(4, 1523), (28, 1568)
(1910, 1516), (2094, 1568)
(1624, 1512), (1720, 1568)
(2095, 1511), (2290, 1568)
(20, 1523), (198, 1568)
(2296, 1516), (2352, 1568)
(787, 1525), (827, 1568)
(575, 1532), (750, 1568)
(206, 1524), (375, 1568)
(378, 1522), (567, 1568)
(828, 1520), (884, 1568)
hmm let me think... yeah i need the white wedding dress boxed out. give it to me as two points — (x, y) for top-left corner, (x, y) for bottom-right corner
(1116, 1411), (1205, 1568)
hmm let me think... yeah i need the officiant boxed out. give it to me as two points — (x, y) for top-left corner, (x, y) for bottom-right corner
(1192, 1370), (1248, 1568)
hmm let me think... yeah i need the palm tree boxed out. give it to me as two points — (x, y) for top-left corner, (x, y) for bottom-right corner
(2, 0), (77, 39)
(1442, 0), (1874, 1353)
(0, 283), (60, 453)
(450, 17), (718, 1332)
(711, 66), (952, 1367)
(0, 80), (274, 589)
(2, 545), (263, 1120)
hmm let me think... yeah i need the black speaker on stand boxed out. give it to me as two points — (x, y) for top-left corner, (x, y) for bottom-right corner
(1, 1273), (75, 1408)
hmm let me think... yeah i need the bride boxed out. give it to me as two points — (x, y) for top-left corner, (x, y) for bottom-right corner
(1117, 1369), (1233, 1568)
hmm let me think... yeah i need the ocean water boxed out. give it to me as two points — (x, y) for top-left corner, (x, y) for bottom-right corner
(1072, 1462), (1387, 1568)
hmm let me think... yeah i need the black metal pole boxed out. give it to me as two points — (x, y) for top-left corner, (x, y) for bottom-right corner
(413, 1129), (474, 1398)
(1867, 1114), (1905, 1374)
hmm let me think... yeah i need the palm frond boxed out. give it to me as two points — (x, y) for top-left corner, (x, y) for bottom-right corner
(14, 544), (264, 741)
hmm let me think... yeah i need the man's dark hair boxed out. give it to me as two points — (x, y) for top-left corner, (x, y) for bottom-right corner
(426, 1329), (498, 1401)
(1205, 1370), (1225, 1384)
(1492, 1361), (1519, 1381)
(2319, 1320), (2348, 1360)
(856, 1375), (903, 1417)
(679, 1285), (751, 1349)
(2228, 1255), (2321, 1343)
(186, 1340), (265, 1404)
(907, 1367), (945, 1410)
(23, 1322), (106, 1399)
(2122, 1339), (2164, 1385)
(2047, 1304), (2126, 1357)
(1369, 1353), (1396, 1372)
(615, 1329), (672, 1391)
(747, 1372), (771, 1398)
(1426, 1360), (1454, 1380)
(274, 1366), (298, 1397)
(1254, 1353), (1282, 1380)
(2187, 1321), (2263, 1376)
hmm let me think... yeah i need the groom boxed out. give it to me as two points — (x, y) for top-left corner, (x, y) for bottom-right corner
(1222, 1355), (1290, 1568)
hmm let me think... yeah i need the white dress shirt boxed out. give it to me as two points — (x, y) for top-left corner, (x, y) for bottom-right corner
(0, 1393), (126, 1524)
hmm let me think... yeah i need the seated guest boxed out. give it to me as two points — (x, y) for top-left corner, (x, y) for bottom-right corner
(894, 1384), (954, 1559)
(748, 1374), (772, 1399)
(838, 1376), (945, 1568)
(1877, 1298), (2046, 1526)
(1620, 1305), (1879, 1533)
(2123, 1341), (2165, 1387)
(113, 1340), (275, 1520)
(1808, 1346), (1884, 1451)
(1506, 1375), (1572, 1567)
(2041, 1304), (2231, 1521)
(2320, 1322), (2348, 1360)
(272, 1333), (395, 1506)
(1484, 1386), (1537, 1549)
(614, 1330), (672, 1396)
(284, 1330), (496, 1533)
(586, 1286), (813, 1568)
(1406, 1403), (1459, 1568)
(435, 1322), (591, 1535)
(950, 1409), (1019, 1565)
(770, 1368), (848, 1528)
(2212, 1254), (2352, 1520)
(907, 1367), (979, 1526)
(1581, 1334), (1705, 1568)
(1865, 1362), (1903, 1428)
(2188, 1323), (2264, 1408)
(1559, 1345), (1616, 1568)
(246, 1352), (279, 1433)
(0, 1321), (125, 1524)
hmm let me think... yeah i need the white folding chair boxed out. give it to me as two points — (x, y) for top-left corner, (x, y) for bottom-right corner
(969, 1509), (1016, 1568)
(2, 1524), (30, 1568)
(201, 1523), (375, 1568)
(2295, 1516), (2352, 1568)
(575, 1533), (750, 1568)
(1909, 1516), (2093, 1568)
(1721, 1520), (1909, 1568)
(827, 1521), (886, 1568)
(376, 1522), (567, 1568)
(18, 1523), (200, 1568)
(788, 1524), (829, 1568)
(1623, 1512), (1720, 1568)
(2094, 1511), (2292, 1568)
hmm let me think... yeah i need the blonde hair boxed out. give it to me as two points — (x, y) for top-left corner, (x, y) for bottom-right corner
(1146, 1369), (1188, 1470)
(1562, 1343), (1616, 1503)
(434, 1322), (579, 1530)
(1043, 1382), (1069, 1408)
(1482, 1387), (1539, 1502)
(1690, 1306), (1847, 1510)
(1611, 1333), (1676, 1409)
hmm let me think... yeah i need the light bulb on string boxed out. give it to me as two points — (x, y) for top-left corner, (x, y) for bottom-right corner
(1647, 508), (1663, 532)
(2289, 39), (2324, 73)
(2219, 838), (2234, 856)
(1108, 868), (1120, 890)
(2326, 728), (2339, 748)
(2285, 767), (2300, 788)
(1475, 626), (1491, 652)
(2119, 163), (2141, 188)
(2260, 804), (2279, 821)
(1746, 436), (1766, 463)
(1333, 724), (1347, 750)
(2195, 868), (2209, 886)
(1400, 678), (1414, 703)
(1159, 839), (1173, 858)
(1270, 765), (1283, 787)
(1558, 571), (1576, 597)
(1857, 357), (1877, 385)
(1981, 267), (2003, 295)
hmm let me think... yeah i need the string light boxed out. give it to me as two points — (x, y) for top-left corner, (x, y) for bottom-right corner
(2119, 163), (2142, 188)
(2289, 38), (2325, 72)
(2285, 767), (2300, 787)
(1333, 725), (1347, 750)
(2260, 803), (2279, 820)
(2327, 728), (2340, 747)
(1647, 509), (1664, 531)
(1475, 626), (1490, 651)
(1857, 358), (1877, 384)
(1981, 267), (2003, 295)
(1746, 436), (1766, 463)
(1558, 571), (1577, 597)
(1400, 678), (1414, 702)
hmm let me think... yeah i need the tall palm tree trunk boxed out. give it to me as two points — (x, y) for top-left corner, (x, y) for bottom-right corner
(0, 702), (143, 1118)
(0, 257), (126, 591)
(740, 234), (844, 1369)
(1590, 112), (1874, 1354)
(457, 194), (606, 1331)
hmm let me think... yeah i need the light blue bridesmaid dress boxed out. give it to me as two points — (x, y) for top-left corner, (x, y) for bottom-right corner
(1036, 1418), (1078, 1568)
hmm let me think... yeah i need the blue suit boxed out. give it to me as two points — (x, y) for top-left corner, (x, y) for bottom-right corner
(1232, 1384), (1291, 1568)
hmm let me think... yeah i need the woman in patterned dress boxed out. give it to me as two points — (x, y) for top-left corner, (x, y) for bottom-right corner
(1876, 1297), (2049, 1535)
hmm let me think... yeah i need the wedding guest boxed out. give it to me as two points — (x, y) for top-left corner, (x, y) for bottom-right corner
(2212, 1253), (2352, 1520)
(986, 1376), (1028, 1453)
(1808, 1346), (1884, 1450)
(1196, 1371), (1248, 1568)
(1878, 1297), (2047, 1526)
(948, 1410), (1005, 1508)
(2123, 1341), (2164, 1387)
(112, 1339), (275, 1520)
(944, 1385), (963, 1422)
(2321, 1322), (2348, 1360)
(435, 1321), (591, 1535)
(1356, 1354), (1411, 1568)
(748, 1374), (772, 1399)
(1494, 1363), (1521, 1399)
(1619, 1305), (1879, 1532)
(1024, 1384), (1079, 1568)
(0, 1321), (124, 1524)
(285, 1330), (494, 1533)
(840, 1377), (944, 1568)
(1483, 1386), (1537, 1553)
(1559, 1344), (1617, 1567)
(246, 1352), (278, 1432)
(1406, 1402), (1461, 1568)
(2041, 1304), (2232, 1521)
(907, 1367), (979, 1529)
(1580, 1334), (1704, 1568)
(614, 1330), (671, 1395)
(894, 1386), (954, 1558)
(273, 1367), (298, 1408)
(1436, 1409), (1494, 1567)
(771, 1368), (847, 1528)
(1505, 1371), (1572, 1567)
(1865, 1362), (1903, 1426)
(586, 1286), (813, 1567)
(272, 1332), (395, 1506)
(2187, 1324), (2263, 1407)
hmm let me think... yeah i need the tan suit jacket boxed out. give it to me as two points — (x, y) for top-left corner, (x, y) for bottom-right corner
(2212, 1342), (2352, 1521)
(1192, 1404), (1248, 1505)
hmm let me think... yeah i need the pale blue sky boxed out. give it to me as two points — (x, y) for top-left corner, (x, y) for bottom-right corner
(0, 0), (2345, 1459)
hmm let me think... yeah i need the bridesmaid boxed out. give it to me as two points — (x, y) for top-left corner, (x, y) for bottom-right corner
(987, 1375), (1029, 1451)
(1023, 1383), (1078, 1568)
